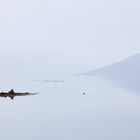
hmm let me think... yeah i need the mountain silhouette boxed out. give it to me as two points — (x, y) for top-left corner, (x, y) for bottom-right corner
(82, 54), (140, 92)
(85, 54), (140, 76)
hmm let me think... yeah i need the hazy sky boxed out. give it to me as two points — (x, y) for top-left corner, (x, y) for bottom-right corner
(0, 1), (140, 140)
(0, 0), (140, 76)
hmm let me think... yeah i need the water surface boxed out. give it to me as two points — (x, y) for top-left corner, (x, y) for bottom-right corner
(0, 76), (140, 140)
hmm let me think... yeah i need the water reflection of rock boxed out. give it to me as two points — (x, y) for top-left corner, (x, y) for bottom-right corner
(0, 89), (38, 100)
(106, 75), (140, 92)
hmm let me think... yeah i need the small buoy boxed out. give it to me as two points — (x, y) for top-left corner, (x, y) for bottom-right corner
(83, 93), (86, 95)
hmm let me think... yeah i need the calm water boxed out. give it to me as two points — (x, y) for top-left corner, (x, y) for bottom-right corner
(0, 75), (140, 140)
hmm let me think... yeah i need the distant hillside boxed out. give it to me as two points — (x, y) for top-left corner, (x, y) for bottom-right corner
(84, 54), (140, 75)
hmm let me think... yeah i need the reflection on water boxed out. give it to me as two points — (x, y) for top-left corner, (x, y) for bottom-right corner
(0, 76), (140, 140)
(0, 90), (38, 100)
(105, 75), (140, 92)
